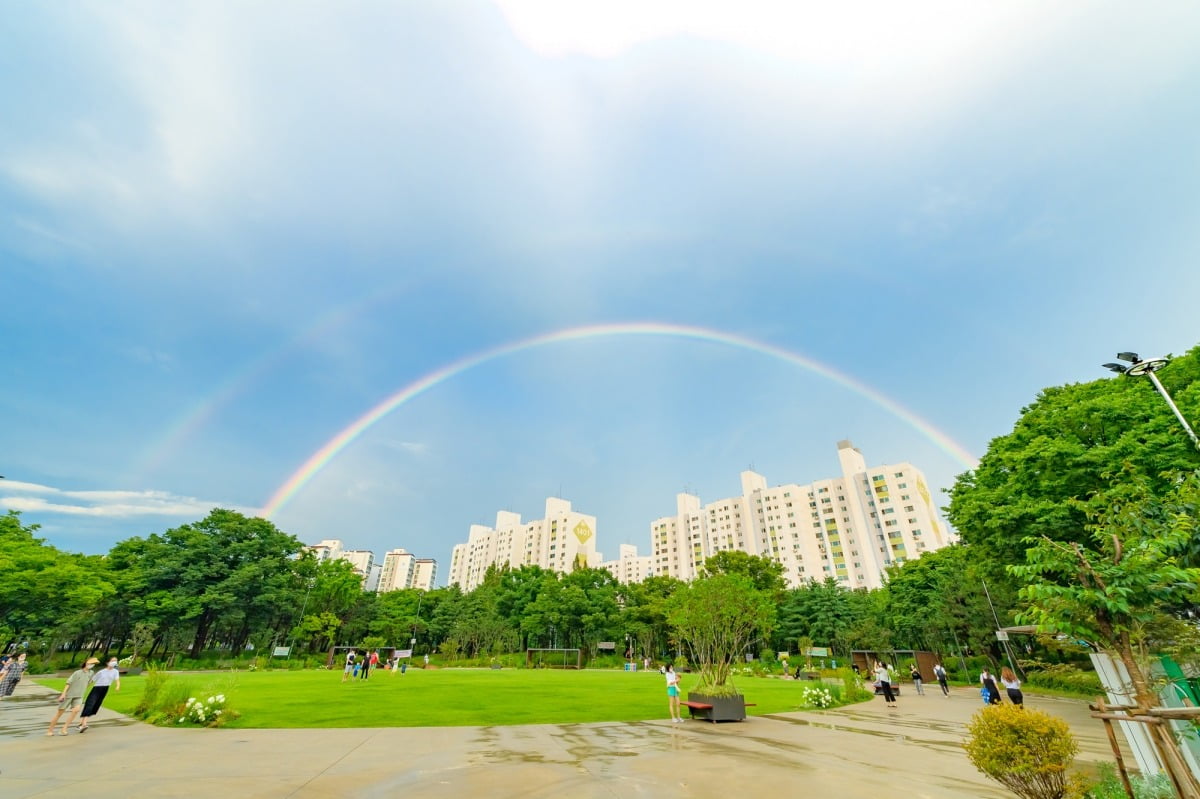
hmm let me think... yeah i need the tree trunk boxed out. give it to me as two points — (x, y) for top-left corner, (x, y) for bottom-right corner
(190, 613), (212, 659)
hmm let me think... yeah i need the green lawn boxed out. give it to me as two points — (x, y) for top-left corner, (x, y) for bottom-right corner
(38, 669), (853, 728)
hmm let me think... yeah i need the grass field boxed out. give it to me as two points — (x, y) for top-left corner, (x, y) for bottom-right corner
(38, 668), (852, 728)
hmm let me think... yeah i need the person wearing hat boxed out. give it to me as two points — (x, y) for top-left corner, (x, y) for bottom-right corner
(47, 658), (98, 736)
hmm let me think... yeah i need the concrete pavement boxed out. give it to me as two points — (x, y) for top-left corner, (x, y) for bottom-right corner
(1, 679), (1120, 798)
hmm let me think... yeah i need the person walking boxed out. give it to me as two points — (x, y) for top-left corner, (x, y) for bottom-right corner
(979, 668), (1002, 706)
(47, 658), (98, 735)
(875, 660), (897, 709)
(1000, 667), (1024, 707)
(665, 664), (683, 723)
(910, 664), (925, 696)
(342, 650), (356, 682)
(933, 662), (950, 696)
(0, 652), (29, 700)
(78, 657), (121, 732)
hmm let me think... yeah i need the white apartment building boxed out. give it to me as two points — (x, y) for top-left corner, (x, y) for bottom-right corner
(448, 497), (600, 591)
(376, 549), (439, 593)
(648, 440), (952, 590)
(599, 543), (653, 585)
(341, 550), (374, 577)
(411, 559), (437, 592)
(306, 539), (344, 562)
(378, 549), (416, 593)
(305, 541), (436, 591)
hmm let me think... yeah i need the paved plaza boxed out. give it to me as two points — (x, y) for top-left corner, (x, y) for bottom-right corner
(2, 680), (1122, 798)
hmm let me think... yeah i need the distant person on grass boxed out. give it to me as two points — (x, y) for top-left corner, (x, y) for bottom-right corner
(47, 658), (97, 735)
(342, 650), (356, 683)
(665, 664), (682, 723)
(910, 664), (924, 695)
(78, 658), (121, 732)
(360, 650), (372, 680)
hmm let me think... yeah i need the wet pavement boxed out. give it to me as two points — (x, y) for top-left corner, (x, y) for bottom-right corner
(1, 680), (1123, 798)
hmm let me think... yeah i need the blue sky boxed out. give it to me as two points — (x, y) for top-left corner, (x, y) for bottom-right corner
(3, 1), (1199, 573)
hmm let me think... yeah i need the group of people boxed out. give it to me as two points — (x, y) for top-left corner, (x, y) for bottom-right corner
(1, 652), (122, 736)
(44, 657), (122, 735)
(341, 649), (383, 681)
(873, 660), (955, 708)
(872, 658), (1023, 709)
(980, 667), (1023, 706)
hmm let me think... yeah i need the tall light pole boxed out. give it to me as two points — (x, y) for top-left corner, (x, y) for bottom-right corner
(1103, 352), (1200, 452)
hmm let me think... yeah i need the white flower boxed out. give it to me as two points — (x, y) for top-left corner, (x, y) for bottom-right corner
(207, 696), (215, 704)
(216, 694), (225, 702)
(187, 698), (196, 705)
(215, 710), (222, 715)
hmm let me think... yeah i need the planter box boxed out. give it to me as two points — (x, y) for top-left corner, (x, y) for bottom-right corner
(687, 692), (748, 723)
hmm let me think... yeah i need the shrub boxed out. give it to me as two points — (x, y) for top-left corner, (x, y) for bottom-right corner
(134, 667), (168, 717)
(964, 704), (1079, 799)
(1085, 764), (1174, 799)
(178, 694), (229, 727)
(798, 683), (835, 709)
(838, 667), (872, 703)
(1023, 664), (1103, 696)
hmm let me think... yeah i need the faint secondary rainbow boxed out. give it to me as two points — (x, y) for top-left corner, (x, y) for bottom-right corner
(260, 321), (978, 518)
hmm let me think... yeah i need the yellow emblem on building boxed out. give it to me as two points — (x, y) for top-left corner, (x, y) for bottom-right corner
(573, 520), (593, 545)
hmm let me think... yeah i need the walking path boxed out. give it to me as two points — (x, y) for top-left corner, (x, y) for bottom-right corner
(1, 680), (1119, 798)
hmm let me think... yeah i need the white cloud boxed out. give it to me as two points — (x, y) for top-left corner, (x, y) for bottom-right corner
(0, 479), (250, 518)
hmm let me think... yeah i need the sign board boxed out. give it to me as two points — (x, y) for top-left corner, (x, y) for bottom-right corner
(597, 642), (616, 650)
(777, 652), (790, 660)
(272, 646), (290, 657)
(995, 631), (1009, 642)
(396, 649), (413, 659)
(806, 647), (830, 657)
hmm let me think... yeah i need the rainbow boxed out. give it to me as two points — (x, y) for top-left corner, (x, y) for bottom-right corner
(260, 321), (977, 518)
(131, 281), (417, 480)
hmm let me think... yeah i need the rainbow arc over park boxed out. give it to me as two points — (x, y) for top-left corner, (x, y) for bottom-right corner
(259, 321), (978, 518)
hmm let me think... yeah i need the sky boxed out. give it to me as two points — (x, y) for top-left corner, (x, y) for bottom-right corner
(3, 0), (1199, 576)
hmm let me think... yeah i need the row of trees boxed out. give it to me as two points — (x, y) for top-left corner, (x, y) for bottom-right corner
(3, 505), (1017, 669)
(6, 346), (1198, 683)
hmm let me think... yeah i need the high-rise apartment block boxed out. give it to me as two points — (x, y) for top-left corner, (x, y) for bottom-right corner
(646, 440), (951, 590)
(448, 497), (599, 591)
(377, 549), (439, 593)
(599, 543), (653, 585)
(304, 540), (436, 592)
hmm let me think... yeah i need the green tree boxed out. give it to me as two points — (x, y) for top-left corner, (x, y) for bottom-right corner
(946, 345), (1200, 569)
(667, 573), (775, 694)
(1011, 471), (1200, 798)
(124, 509), (306, 658)
(702, 551), (786, 598)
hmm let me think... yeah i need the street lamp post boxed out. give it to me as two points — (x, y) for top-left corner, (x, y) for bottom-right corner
(1103, 352), (1200, 452)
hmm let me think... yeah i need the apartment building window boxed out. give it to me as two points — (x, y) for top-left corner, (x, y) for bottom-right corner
(898, 482), (908, 489)
(885, 520), (898, 527)
(908, 517), (919, 524)
(904, 505), (915, 512)
(881, 508), (894, 514)
(901, 494), (910, 500)
(894, 472), (904, 478)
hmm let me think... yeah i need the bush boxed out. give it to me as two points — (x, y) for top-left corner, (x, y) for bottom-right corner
(1085, 764), (1174, 799)
(964, 704), (1079, 799)
(134, 667), (168, 717)
(1023, 664), (1103, 696)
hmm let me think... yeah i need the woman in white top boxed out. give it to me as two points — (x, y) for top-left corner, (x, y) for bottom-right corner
(875, 661), (897, 708)
(665, 664), (682, 722)
(78, 658), (121, 732)
(1000, 667), (1024, 707)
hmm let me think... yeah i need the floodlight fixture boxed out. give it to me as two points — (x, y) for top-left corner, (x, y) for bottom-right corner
(1103, 352), (1200, 452)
